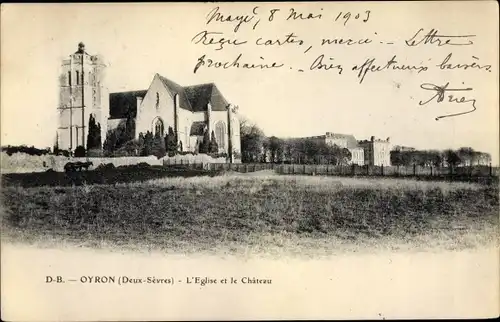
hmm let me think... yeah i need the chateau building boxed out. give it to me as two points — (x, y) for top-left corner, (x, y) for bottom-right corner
(57, 43), (241, 159)
(358, 136), (391, 166)
(310, 132), (365, 165)
(309, 133), (391, 166)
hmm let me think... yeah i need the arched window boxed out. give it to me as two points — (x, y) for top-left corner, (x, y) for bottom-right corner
(154, 118), (164, 137)
(215, 121), (226, 149)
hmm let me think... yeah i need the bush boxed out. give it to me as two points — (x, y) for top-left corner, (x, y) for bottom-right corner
(87, 149), (104, 157)
(74, 146), (86, 157)
(1, 145), (51, 156)
(96, 163), (115, 171)
(177, 151), (195, 156)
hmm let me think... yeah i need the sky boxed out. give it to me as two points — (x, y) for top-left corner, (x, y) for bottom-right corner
(1, 2), (499, 164)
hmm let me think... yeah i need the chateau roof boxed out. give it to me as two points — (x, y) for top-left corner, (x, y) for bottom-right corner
(326, 133), (360, 149)
(109, 90), (147, 120)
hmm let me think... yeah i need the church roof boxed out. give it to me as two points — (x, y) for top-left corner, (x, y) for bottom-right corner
(109, 90), (147, 119)
(158, 75), (192, 111)
(184, 83), (229, 112)
(108, 74), (230, 119)
(190, 121), (207, 136)
(158, 74), (229, 112)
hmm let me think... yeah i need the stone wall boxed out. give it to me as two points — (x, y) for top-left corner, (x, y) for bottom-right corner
(0, 152), (239, 174)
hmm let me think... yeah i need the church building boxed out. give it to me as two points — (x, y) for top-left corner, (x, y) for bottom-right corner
(107, 73), (241, 156)
(57, 43), (241, 158)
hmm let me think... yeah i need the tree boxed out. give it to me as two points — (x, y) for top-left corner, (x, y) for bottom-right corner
(103, 130), (118, 155)
(198, 130), (210, 154)
(444, 149), (461, 167)
(86, 114), (102, 150)
(114, 139), (143, 156)
(138, 132), (145, 149)
(428, 150), (443, 167)
(74, 145), (86, 157)
(457, 147), (475, 166)
(339, 147), (352, 165)
(390, 150), (403, 166)
(474, 152), (492, 165)
(53, 132), (60, 155)
(124, 113), (135, 143)
(165, 126), (178, 157)
(151, 131), (166, 158)
(240, 118), (265, 163)
(208, 130), (219, 154)
(268, 136), (285, 163)
(141, 131), (154, 156)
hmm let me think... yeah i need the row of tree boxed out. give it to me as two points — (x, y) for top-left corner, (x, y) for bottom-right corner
(390, 147), (492, 167)
(103, 124), (220, 159)
(240, 118), (493, 167)
(240, 119), (352, 165)
(51, 112), (494, 166)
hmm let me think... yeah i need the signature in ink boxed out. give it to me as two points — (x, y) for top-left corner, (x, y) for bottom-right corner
(419, 82), (477, 120)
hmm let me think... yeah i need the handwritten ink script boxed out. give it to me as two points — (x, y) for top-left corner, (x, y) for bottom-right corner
(189, 6), (494, 121)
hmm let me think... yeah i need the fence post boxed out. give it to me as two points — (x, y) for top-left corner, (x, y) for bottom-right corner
(303, 164), (306, 174)
(430, 166), (433, 177)
(413, 164), (416, 176)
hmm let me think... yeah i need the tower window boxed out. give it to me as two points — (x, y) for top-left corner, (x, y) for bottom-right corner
(156, 92), (160, 110)
(76, 71), (80, 85)
(68, 71), (72, 86)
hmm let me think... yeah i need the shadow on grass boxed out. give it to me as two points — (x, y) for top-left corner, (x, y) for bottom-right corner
(1, 165), (221, 188)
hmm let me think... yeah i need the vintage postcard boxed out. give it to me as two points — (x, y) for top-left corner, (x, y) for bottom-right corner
(1, 1), (499, 320)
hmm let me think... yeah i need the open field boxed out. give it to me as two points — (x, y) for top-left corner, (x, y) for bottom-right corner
(1, 172), (498, 257)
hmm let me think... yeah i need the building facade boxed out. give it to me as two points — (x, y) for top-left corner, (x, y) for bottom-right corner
(358, 136), (391, 166)
(310, 132), (365, 165)
(107, 74), (241, 157)
(57, 43), (109, 151)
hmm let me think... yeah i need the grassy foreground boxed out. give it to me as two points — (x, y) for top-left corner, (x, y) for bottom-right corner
(1, 173), (498, 256)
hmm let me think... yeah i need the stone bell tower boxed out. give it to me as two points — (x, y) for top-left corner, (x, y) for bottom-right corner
(57, 42), (109, 151)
